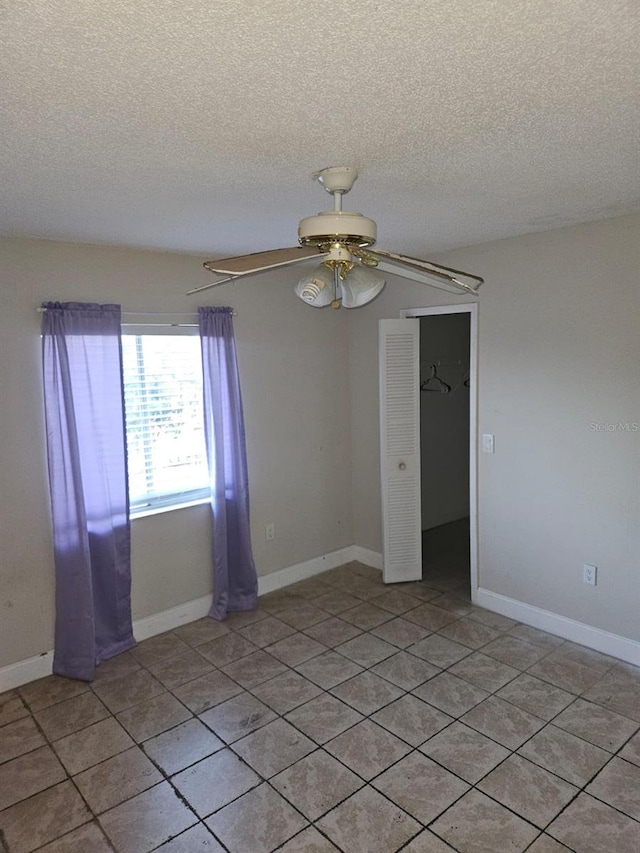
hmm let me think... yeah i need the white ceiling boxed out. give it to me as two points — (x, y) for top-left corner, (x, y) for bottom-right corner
(1, 1), (639, 261)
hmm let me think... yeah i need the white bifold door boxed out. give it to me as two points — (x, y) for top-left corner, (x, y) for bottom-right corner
(379, 318), (422, 584)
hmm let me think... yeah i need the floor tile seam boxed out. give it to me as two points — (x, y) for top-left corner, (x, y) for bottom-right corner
(292, 678), (444, 747)
(29, 820), (118, 853)
(533, 782), (640, 848)
(370, 756), (475, 825)
(369, 664), (444, 694)
(89, 681), (170, 716)
(93, 784), (203, 852)
(242, 681), (323, 717)
(578, 785), (640, 826)
(581, 663), (640, 695)
(267, 757), (368, 823)
(112, 687), (197, 737)
(280, 701), (366, 747)
(43, 773), (98, 840)
(50, 726), (137, 776)
(414, 722), (516, 788)
(73, 751), (173, 817)
(0, 771), (86, 823)
(318, 735), (468, 807)
(141, 736), (224, 779)
(32, 700), (113, 745)
(0, 731), (74, 808)
(613, 746), (640, 770)
(16, 685), (92, 715)
(493, 683), (578, 727)
(460, 687), (563, 747)
(305, 773), (431, 843)
(143, 645), (235, 681)
(0, 714), (32, 734)
(471, 765), (583, 833)
(162, 758), (262, 826)
(260, 727), (416, 798)
(146, 823), (229, 853)
(58, 677), (196, 743)
(224, 729), (318, 781)
(519, 714), (636, 766)
(195, 702), (278, 746)
(0, 721), (48, 767)
(440, 659), (527, 697)
(521, 834), (574, 853)
(269, 822), (338, 853)
(396, 830), (468, 853)
(523, 647), (616, 688)
(431, 628), (506, 656)
(513, 727), (616, 790)
(517, 663), (583, 696)
(548, 698), (640, 753)
(475, 643), (553, 671)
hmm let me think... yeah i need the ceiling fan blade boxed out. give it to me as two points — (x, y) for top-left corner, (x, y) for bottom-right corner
(365, 249), (483, 295)
(187, 246), (329, 296)
(204, 246), (326, 276)
(186, 274), (236, 296)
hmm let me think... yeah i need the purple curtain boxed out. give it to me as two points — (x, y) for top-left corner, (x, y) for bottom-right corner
(198, 307), (258, 619)
(42, 302), (135, 681)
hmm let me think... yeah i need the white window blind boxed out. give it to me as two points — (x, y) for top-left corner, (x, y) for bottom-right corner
(121, 333), (209, 513)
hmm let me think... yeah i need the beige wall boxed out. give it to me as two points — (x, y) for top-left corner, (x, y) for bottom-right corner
(350, 213), (640, 642)
(2, 213), (639, 670)
(0, 238), (353, 667)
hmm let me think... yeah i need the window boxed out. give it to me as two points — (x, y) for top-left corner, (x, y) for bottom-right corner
(121, 331), (209, 514)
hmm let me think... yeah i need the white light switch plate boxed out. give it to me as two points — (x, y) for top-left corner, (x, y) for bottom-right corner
(482, 433), (495, 453)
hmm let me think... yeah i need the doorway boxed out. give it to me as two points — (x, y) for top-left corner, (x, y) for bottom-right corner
(401, 304), (478, 600)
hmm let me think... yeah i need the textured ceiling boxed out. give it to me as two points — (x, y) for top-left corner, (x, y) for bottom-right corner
(1, 1), (639, 259)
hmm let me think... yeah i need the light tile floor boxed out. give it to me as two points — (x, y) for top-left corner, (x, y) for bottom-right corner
(2, 561), (640, 852)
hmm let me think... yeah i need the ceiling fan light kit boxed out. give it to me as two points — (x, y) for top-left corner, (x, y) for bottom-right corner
(190, 166), (484, 307)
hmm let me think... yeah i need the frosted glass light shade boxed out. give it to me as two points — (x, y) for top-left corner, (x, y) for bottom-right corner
(294, 266), (335, 308)
(340, 264), (385, 308)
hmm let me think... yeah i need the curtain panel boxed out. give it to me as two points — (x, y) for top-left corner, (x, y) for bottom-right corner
(41, 302), (135, 681)
(198, 307), (258, 619)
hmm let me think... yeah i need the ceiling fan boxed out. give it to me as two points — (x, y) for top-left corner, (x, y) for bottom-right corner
(187, 166), (484, 308)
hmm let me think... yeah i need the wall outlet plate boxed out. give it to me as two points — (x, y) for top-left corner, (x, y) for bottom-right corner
(583, 563), (597, 586)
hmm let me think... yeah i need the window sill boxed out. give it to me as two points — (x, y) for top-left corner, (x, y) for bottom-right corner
(130, 497), (210, 520)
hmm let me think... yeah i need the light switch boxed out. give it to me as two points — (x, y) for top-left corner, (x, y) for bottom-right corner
(482, 433), (495, 454)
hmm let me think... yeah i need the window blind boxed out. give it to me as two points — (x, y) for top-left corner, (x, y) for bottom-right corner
(121, 333), (209, 512)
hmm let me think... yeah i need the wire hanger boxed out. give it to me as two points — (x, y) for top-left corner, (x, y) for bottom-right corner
(420, 364), (451, 394)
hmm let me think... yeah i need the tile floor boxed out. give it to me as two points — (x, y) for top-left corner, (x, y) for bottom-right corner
(2, 560), (640, 852)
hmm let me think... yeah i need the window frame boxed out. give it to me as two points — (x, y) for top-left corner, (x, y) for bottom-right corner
(121, 322), (210, 518)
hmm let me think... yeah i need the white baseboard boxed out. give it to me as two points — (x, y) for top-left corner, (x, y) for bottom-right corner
(0, 545), (383, 693)
(133, 595), (212, 642)
(0, 595), (214, 693)
(353, 546), (383, 571)
(258, 546), (363, 595)
(0, 651), (55, 694)
(477, 587), (640, 667)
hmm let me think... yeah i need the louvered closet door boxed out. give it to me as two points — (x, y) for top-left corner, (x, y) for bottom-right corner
(379, 318), (422, 583)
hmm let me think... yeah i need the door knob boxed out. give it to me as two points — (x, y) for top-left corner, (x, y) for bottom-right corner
(398, 462), (407, 471)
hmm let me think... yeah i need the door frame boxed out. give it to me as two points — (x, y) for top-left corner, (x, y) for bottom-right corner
(399, 303), (479, 601)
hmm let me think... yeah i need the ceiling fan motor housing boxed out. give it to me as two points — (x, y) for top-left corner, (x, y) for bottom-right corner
(298, 211), (377, 248)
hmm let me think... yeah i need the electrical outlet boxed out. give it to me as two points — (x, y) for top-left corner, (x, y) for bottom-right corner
(265, 523), (275, 542)
(583, 563), (597, 586)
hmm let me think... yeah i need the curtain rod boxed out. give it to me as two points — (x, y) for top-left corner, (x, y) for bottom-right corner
(36, 309), (237, 317)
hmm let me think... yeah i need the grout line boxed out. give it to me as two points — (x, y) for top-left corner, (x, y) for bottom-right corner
(4, 565), (640, 853)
